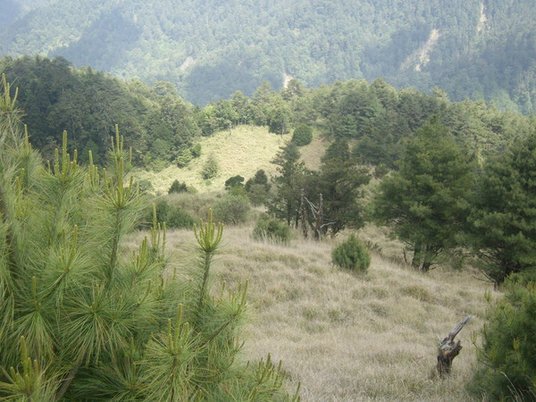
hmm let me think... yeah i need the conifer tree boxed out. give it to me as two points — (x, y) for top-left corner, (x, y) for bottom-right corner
(372, 120), (474, 271)
(269, 142), (310, 226)
(0, 76), (295, 401)
(469, 131), (536, 284)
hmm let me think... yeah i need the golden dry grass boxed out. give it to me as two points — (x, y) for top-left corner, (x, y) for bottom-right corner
(130, 224), (495, 401)
(298, 131), (328, 171)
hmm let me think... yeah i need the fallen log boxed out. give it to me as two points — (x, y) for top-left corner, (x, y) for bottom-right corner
(436, 315), (472, 378)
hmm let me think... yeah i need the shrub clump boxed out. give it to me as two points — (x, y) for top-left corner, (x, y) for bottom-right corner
(332, 234), (370, 272)
(202, 153), (219, 180)
(168, 179), (189, 194)
(225, 175), (245, 190)
(253, 215), (291, 243)
(191, 143), (202, 158)
(291, 125), (313, 146)
(245, 169), (271, 206)
(469, 271), (536, 401)
(139, 199), (196, 230)
(213, 194), (250, 225)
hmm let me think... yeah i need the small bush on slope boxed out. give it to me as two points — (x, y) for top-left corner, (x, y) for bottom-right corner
(253, 215), (291, 243)
(291, 125), (313, 146)
(332, 234), (370, 272)
(213, 193), (251, 225)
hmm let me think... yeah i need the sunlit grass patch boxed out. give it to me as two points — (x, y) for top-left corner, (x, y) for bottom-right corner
(132, 224), (494, 401)
(133, 125), (290, 194)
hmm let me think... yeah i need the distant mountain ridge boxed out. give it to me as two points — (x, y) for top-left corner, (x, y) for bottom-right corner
(1, 0), (535, 110)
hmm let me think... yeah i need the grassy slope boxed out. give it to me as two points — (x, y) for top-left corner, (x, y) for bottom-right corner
(134, 125), (325, 194)
(140, 225), (494, 401)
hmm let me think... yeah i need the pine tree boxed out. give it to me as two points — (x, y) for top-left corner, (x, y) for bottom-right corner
(469, 131), (536, 285)
(0, 76), (295, 401)
(269, 143), (310, 226)
(313, 140), (370, 236)
(372, 120), (474, 271)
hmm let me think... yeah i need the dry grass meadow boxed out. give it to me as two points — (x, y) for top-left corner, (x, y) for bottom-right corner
(130, 126), (494, 400)
(134, 126), (290, 194)
(133, 125), (325, 195)
(127, 224), (495, 401)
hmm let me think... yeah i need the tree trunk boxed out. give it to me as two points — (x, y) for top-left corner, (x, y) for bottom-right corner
(299, 189), (308, 238)
(436, 316), (472, 378)
(411, 243), (422, 269)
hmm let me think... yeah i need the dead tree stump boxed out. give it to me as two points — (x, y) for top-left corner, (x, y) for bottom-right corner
(436, 315), (472, 378)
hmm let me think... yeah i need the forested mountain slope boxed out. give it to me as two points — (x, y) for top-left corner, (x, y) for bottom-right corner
(1, 0), (535, 110)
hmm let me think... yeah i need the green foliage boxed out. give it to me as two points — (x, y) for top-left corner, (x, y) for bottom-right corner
(191, 143), (201, 158)
(372, 120), (475, 271)
(201, 153), (219, 180)
(291, 125), (313, 146)
(246, 183), (270, 206)
(225, 175), (245, 190)
(267, 96), (291, 135)
(0, 81), (293, 400)
(245, 169), (271, 206)
(331, 234), (370, 273)
(312, 140), (370, 236)
(469, 131), (536, 285)
(175, 148), (193, 168)
(168, 179), (189, 194)
(269, 143), (310, 225)
(0, 56), (200, 167)
(469, 275), (536, 401)
(150, 199), (196, 229)
(252, 215), (291, 244)
(212, 194), (250, 225)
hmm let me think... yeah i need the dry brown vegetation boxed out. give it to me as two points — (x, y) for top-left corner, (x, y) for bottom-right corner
(127, 224), (494, 401)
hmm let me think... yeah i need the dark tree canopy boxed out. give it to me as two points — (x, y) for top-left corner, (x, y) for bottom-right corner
(372, 120), (475, 271)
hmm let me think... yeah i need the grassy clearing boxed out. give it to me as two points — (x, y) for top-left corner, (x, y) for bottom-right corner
(133, 125), (328, 194)
(127, 224), (494, 401)
(298, 131), (328, 171)
(134, 125), (290, 194)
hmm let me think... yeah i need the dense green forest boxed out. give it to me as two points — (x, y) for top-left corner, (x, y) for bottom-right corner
(2, 56), (534, 173)
(1, 0), (535, 110)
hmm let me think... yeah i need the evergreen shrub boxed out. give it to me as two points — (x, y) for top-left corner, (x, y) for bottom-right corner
(469, 272), (536, 401)
(191, 143), (202, 158)
(245, 170), (270, 206)
(202, 154), (219, 180)
(154, 199), (196, 229)
(225, 175), (245, 190)
(291, 125), (313, 146)
(168, 179), (189, 194)
(332, 234), (370, 272)
(252, 215), (291, 243)
(176, 148), (193, 168)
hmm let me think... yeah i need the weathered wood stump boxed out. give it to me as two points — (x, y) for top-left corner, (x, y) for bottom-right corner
(436, 315), (472, 378)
